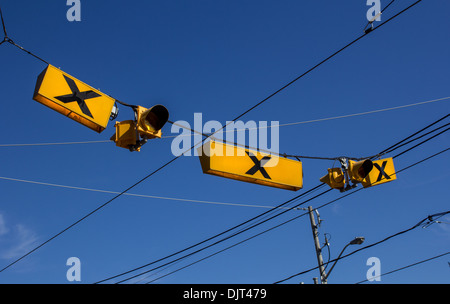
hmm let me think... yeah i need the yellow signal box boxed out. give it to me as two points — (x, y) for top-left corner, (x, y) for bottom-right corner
(198, 141), (303, 191)
(361, 157), (397, 188)
(110, 120), (139, 151)
(319, 168), (346, 190)
(33, 65), (116, 133)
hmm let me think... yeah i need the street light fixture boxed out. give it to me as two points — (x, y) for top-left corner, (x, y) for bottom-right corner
(322, 236), (365, 283)
(349, 236), (365, 245)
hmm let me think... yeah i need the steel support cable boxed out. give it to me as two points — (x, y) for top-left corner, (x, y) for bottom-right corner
(0, 0), (424, 274)
(5, 38), (50, 65)
(274, 208), (450, 284)
(168, 120), (341, 161)
(169, 112), (450, 162)
(0, 5), (49, 64)
(142, 146), (450, 284)
(97, 110), (449, 284)
(0, 5), (7, 38)
(1, 96), (448, 147)
(355, 251), (450, 284)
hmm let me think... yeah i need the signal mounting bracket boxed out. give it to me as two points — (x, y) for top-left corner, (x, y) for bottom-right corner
(338, 157), (357, 192)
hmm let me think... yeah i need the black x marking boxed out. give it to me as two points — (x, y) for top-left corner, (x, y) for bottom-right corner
(54, 75), (101, 118)
(374, 161), (391, 182)
(245, 151), (271, 179)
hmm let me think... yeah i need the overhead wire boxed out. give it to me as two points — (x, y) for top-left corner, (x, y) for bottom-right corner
(93, 184), (330, 284)
(0, 5), (7, 39)
(273, 209), (450, 284)
(97, 113), (450, 284)
(168, 119), (347, 161)
(373, 113), (450, 159)
(0, 5), (49, 64)
(0, 0), (427, 275)
(392, 125), (450, 159)
(113, 188), (334, 284)
(0, 176), (300, 210)
(223, 0), (423, 126)
(0, 153), (181, 273)
(364, 0), (397, 32)
(355, 251), (450, 284)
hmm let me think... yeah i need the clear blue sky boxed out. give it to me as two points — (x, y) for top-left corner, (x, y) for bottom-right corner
(0, 0), (448, 284)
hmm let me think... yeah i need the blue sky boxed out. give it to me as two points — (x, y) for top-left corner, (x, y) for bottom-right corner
(0, 0), (449, 284)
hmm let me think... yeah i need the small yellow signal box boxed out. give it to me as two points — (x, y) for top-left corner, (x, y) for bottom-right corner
(319, 168), (346, 190)
(110, 120), (139, 151)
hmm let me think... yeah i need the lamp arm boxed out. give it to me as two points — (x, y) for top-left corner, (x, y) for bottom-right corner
(323, 243), (350, 280)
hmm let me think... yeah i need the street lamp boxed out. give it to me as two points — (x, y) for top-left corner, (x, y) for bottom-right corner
(322, 237), (365, 283)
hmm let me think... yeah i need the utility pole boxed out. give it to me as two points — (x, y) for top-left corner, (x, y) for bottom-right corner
(308, 206), (327, 284)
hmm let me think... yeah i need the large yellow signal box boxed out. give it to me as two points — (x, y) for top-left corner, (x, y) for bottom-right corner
(33, 65), (116, 133)
(198, 141), (303, 191)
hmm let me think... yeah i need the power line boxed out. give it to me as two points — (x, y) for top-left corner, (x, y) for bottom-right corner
(379, 122), (450, 158)
(392, 125), (450, 159)
(0, 176), (299, 210)
(375, 113), (450, 158)
(274, 209), (450, 284)
(117, 189), (334, 284)
(0, 5), (7, 38)
(0, 154), (181, 273)
(0, 140), (111, 147)
(355, 251), (450, 284)
(139, 189), (356, 284)
(364, 0), (397, 32)
(225, 0), (423, 125)
(94, 184), (329, 284)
